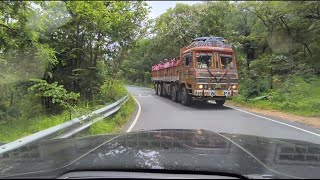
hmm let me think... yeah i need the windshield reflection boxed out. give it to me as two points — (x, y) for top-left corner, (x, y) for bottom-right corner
(0, 129), (320, 179)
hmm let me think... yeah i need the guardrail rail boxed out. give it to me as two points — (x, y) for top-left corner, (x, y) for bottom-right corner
(0, 94), (130, 155)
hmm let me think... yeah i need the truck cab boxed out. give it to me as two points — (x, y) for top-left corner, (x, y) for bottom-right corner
(179, 37), (238, 105)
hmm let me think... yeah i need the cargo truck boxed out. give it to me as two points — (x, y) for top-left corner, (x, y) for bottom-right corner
(151, 36), (238, 106)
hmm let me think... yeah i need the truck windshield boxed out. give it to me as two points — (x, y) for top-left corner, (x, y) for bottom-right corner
(196, 53), (212, 68)
(220, 55), (234, 69)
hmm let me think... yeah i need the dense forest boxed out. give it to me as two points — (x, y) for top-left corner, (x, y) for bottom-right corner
(122, 1), (320, 116)
(0, 1), (319, 140)
(0, 1), (149, 141)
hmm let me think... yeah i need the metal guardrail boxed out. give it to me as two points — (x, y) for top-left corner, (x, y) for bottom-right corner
(0, 94), (130, 155)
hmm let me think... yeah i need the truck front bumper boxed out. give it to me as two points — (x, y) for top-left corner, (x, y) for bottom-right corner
(193, 90), (238, 97)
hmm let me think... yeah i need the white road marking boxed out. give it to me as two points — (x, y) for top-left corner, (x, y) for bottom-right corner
(134, 94), (153, 97)
(225, 105), (320, 137)
(126, 95), (141, 132)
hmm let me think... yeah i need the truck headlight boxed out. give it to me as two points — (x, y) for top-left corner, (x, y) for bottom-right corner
(232, 85), (237, 90)
(199, 85), (203, 89)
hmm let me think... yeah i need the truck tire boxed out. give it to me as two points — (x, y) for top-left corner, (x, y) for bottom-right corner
(157, 83), (162, 96)
(181, 87), (193, 106)
(159, 83), (164, 97)
(162, 84), (167, 97)
(202, 99), (208, 103)
(171, 85), (178, 102)
(215, 100), (225, 106)
(155, 83), (159, 95)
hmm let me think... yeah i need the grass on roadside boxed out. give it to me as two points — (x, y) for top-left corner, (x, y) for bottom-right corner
(0, 103), (105, 143)
(87, 96), (136, 135)
(231, 77), (320, 117)
(232, 98), (320, 117)
(0, 79), (128, 143)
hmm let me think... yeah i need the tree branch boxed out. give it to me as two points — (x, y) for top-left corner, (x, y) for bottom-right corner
(247, 7), (272, 32)
(0, 23), (17, 32)
(63, 1), (76, 18)
(279, 16), (291, 36)
(300, 42), (312, 56)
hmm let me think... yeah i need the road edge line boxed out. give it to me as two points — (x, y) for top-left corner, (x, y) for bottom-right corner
(225, 105), (320, 137)
(126, 95), (141, 132)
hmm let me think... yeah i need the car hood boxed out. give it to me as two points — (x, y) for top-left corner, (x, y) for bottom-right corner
(0, 129), (319, 179)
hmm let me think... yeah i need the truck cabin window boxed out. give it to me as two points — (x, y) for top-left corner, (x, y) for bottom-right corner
(184, 54), (192, 67)
(220, 55), (234, 69)
(197, 53), (212, 68)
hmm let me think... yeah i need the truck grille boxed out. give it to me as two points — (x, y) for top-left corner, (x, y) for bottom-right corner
(196, 78), (210, 83)
(212, 84), (228, 90)
(196, 78), (238, 84)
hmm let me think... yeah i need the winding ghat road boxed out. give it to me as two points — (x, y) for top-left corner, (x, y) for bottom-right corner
(125, 85), (320, 144)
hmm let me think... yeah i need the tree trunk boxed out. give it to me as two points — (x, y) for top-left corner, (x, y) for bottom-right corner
(92, 33), (102, 67)
(8, 87), (13, 107)
(270, 65), (273, 89)
(75, 22), (80, 69)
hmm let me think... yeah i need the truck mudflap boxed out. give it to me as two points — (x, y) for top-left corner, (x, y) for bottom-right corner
(193, 90), (238, 97)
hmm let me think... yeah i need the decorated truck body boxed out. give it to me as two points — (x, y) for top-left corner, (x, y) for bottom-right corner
(151, 37), (238, 106)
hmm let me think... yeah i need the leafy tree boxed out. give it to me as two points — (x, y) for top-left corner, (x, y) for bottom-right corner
(28, 79), (79, 109)
(0, 1), (149, 122)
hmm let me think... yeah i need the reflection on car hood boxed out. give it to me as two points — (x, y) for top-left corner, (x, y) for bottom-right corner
(0, 129), (320, 179)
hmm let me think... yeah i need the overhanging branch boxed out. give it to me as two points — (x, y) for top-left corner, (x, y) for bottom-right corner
(0, 23), (18, 32)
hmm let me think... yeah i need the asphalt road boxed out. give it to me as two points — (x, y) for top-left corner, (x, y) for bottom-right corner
(125, 85), (320, 144)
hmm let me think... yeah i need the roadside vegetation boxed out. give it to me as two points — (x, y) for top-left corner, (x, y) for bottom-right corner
(86, 96), (136, 135)
(121, 1), (320, 117)
(0, 103), (101, 142)
(0, 79), (129, 142)
(232, 76), (320, 117)
(0, 1), (148, 142)
(125, 79), (153, 89)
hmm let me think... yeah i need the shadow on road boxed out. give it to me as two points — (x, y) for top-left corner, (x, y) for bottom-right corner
(153, 95), (233, 111)
(187, 101), (233, 110)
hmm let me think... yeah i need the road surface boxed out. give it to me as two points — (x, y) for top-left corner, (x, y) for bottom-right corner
(125, 85), (320, 144)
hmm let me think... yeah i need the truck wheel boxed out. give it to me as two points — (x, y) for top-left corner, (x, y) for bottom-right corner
(181, 87), (193, 106)
(157, 83), (162, 96)
(202, 99), (208, 103)
(155, 84), (159, 95)
(215, 100), (225, 106)
(162, 84), (167, 97)
(159, 83), (164, 97)
(171, 85), (178, 102)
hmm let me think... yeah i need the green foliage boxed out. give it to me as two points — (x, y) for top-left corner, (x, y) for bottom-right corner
(0, 1), (148, 140)
(88, 96), (135, 135)
(0, 102), (106, 142)
(233, 75), (320, 117)
(28, 79), (79, 109)
(98, 79), (127, 103)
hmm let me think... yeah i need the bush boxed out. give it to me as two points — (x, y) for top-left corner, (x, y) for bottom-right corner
(28, 79), (80, 110)
(88, 96), (135, 135)
(234, 75), (320, 117)
(98, 79), (127, 103)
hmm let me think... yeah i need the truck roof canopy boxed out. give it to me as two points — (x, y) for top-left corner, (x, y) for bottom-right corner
(188, 36), (231, 49)
(192, 36), (224, 42)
